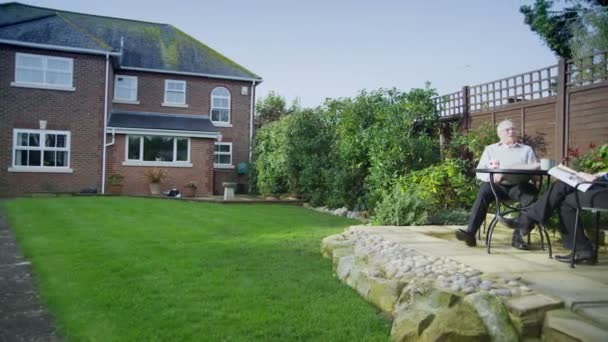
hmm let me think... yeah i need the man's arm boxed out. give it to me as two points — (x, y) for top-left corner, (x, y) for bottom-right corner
(526, 146), (539, 165)
(476, 147), (491, 182)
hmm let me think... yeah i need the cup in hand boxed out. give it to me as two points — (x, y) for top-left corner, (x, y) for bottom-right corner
(488, 159), (500, 169)
(540, 158), (555, 170)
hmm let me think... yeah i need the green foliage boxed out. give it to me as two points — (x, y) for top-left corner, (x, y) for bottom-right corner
(252, 118), (291, 196)
(397, 159), (478, 212)
(284, 109), (336, 205)
(446, 122), (498, 171)
(255, 91), (300, 128)
(428, 208), (471, 225)
(253, 86), (441, 211)
(520, 0), (608, 58)
(372, 184), (430, 226)
(570, 143), (608, 173)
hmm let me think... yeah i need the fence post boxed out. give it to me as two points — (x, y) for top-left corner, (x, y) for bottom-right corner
(462, 86), (470, 130)
(555, 58), (567, 163)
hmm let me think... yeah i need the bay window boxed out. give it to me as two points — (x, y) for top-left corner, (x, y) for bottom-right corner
(126, 135), (190, 165)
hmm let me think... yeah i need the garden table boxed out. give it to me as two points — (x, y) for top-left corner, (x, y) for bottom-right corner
(474, 168), (553, 257)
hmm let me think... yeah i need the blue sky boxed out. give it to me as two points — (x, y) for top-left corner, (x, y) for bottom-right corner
(10, 0), (558, 108)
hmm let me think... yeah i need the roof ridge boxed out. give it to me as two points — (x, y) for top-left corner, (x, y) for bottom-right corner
(9, 2), (169, 27)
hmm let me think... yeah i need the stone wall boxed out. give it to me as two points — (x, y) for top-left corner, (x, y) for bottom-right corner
(321, 226), (567, 341)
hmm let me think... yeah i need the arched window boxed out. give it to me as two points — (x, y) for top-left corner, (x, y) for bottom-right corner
(211, 87), (230, 124)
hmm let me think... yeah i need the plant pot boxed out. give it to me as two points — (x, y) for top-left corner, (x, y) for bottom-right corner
(108, 184), (123, 195)
(184, 188), (196, 197)
(149, 183), (161, 195)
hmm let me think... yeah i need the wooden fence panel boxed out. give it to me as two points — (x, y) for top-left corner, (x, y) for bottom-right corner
(523, 103), (556, 159)
(567, 82), (608, 156)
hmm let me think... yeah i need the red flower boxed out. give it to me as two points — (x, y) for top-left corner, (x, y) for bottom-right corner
(589, 142), (596, 149)
(567, 147), (581, 158)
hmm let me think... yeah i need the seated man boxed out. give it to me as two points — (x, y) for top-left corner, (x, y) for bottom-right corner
(501, 173), (608, 264)
(455, 119), (538, 249)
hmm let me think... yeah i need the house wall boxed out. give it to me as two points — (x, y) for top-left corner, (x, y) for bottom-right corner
(111, 71), (254, 194)
(105, 135), (214, 196)
(0, 45), (106, 196)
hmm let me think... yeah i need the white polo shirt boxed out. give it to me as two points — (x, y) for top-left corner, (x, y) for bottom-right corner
(475, 142), (538, 183)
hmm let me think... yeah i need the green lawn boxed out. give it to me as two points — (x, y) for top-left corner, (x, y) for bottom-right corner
(5, 197), (390, 341)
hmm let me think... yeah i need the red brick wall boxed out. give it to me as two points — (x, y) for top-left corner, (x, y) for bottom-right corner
(111, 71), (255, 194)
(0, 45), (106, 196)
(106, 135), (214, 196)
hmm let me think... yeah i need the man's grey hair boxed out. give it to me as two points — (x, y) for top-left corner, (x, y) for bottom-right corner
(496, 119), (514, 135)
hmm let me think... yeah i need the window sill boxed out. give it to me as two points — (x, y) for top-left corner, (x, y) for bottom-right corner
(214, 164), (235, 169)
(8, 167), (74, 173)
(113, 99), (140, 105)
(11, 82), (75, 92)
(122, 161), (193, 168)
(212, 122), (232, 128)
(162, 102), (188, 108)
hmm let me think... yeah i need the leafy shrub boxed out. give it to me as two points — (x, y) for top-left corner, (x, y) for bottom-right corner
(569, 143), (608, 173)
(446, 122), (497, 173)
(372, 184), (430, 226)
(427, 208), (470, 225)
(252, 118), (291, 196)
(396, 159), (477, 212)
(284, 109), (336, 205)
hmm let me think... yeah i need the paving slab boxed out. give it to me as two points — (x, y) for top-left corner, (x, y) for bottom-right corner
(543, 309), (608, 342)
(349, 224), (608, 334)
(573, 303), (608, 327)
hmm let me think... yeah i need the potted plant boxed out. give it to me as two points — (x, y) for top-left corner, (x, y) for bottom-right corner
(144, 168), (166, 195)
(184, 181), (198, 197)
(107, 173), (125, 195)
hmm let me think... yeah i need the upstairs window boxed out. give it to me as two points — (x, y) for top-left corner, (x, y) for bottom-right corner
(14, 53), (74, 89)
(211, 87), (231, 124)
(214, 142), (232, 167)
(164, 80), (187, 106)
(12, 129), (70, 169)
(114, 75), (138, 102)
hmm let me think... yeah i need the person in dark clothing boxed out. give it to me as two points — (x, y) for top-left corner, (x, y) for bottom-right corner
(501, 173), (608, 264)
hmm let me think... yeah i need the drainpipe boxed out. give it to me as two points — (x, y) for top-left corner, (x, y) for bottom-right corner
(101, 53), (110, 194)
(249, 80), (255, 163)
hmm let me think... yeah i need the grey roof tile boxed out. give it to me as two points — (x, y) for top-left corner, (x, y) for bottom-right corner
(0, 2), (261, 80)
(108, 111), (219, 134)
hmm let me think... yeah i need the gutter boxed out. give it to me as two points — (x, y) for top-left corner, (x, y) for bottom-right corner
(121, 66), (263, 83)
(0, 39), (121, 56)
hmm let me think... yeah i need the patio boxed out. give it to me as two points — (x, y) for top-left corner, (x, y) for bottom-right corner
(322, 221), (608, 341)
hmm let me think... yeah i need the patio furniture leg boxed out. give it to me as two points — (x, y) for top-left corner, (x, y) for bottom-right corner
(486, 217), (498, 254)
(539, 223), (552, 259)
(572, 209), (581, 268)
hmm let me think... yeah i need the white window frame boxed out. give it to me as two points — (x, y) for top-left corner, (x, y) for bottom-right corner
(210, 87), (231, 127)
(9, 129), (73, 173)
(162, 80), (188, 108)
(214, 142), (233, 168)
(123, 135), (192, 167)
(12, 53), (75, 91)
(113, 75), (139, 104)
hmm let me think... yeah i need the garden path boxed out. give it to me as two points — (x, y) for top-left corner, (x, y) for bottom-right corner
(0, 207), (61, 341)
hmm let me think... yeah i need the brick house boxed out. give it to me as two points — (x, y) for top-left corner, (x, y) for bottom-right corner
(0, 2), (262, 197)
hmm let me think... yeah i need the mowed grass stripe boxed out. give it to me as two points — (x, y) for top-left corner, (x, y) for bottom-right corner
(6, 197), (390, 341)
